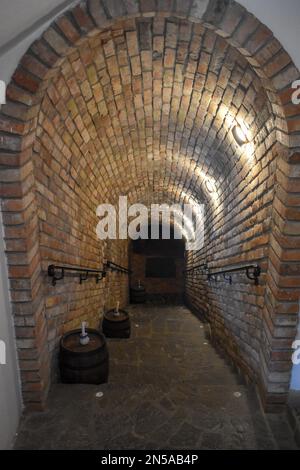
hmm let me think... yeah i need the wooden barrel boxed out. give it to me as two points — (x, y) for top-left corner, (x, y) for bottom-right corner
(102, 309), (131, 338)
(130, 285), (146, 303)
(60, 328), (109, 384)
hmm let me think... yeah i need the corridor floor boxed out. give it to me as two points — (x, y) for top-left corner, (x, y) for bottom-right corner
(15, 305), (299, 450)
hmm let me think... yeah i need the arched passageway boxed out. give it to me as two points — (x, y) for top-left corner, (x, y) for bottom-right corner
(0, 0), (299, 414)
(130, 224), (185, 304)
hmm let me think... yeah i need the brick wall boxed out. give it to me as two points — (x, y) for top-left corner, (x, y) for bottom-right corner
(130, 253), (184, 302)
(185, 135), (279, 384)
(0, 0), (299, 410)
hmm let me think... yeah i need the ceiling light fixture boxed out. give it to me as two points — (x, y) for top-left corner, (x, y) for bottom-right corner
(232, 125), (249, 146)
(205, 180), (216, 193)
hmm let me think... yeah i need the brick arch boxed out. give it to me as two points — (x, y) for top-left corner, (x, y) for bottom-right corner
(101, 165), (211, 206)
(0, 0), (299, 409)
(33, 13), (274, 205)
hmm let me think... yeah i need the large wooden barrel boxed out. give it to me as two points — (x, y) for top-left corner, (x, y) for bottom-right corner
(60, 328), (109, 384)
(102, 309), (131, 338)
(130, 285), (146, 303)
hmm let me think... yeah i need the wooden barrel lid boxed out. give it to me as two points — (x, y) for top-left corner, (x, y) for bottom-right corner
(104, 309), (128, 322)
(61, 329), (105, 353)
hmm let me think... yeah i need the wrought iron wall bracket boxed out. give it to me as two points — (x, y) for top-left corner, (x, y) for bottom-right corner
(48, 265), (64, 286)
(105, 261), (131, 275)
(206, 264), (261, 286)
(246, 266), (261, 285)
(223, 274), (232, 285)
(79, 272), (89, 284)
(48, 264), (106, 286)
(96, 271), (106, 283)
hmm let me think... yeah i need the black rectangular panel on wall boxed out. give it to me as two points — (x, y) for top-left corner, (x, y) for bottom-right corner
(145, 257), (176, 278)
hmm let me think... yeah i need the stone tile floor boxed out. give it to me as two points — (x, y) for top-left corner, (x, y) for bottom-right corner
(15, 305), (299, 450)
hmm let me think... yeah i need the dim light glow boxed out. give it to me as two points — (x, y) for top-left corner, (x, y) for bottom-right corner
(232, 125), (249, 146)
(205, 180), (216, 194)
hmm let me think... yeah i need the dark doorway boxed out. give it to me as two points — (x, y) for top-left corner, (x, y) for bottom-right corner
(130, 225), (185, 304)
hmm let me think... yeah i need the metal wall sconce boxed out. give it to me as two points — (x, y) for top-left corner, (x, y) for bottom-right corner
(232, 125), (249, 146)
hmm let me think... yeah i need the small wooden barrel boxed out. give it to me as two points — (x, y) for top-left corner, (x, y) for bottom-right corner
(60, 328), (109, 384)
(102, 309), (131, 338)
(130, 285), (146, 303)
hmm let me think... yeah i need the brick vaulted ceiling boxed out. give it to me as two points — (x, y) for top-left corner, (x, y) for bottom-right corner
(35, 15), (273, 214)
(1, 0), (300, 410)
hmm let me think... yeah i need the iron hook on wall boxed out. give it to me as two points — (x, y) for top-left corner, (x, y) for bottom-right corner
(79, 271), (89, 284)
(96, 271), (106, 283)
(48, 265), (64, 286)
(246, 266), (261, 286)
(207, 264), (261, 286)
(105, 261), (131, 275)
(48, 264), (107, 286)
(223, 273), (233, 285)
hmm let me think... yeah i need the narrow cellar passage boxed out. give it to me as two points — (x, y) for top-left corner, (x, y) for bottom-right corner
(14, 305), (297, 450)
(0, 0), (300, 450)
(130, 225), (185, 304)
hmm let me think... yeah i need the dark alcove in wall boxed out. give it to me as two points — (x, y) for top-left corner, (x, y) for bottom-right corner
(130, 225), (185, 304)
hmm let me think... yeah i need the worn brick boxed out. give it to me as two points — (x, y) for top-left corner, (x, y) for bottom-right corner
(56, 16), (81, 44)
(0, 6), (298, 413)
(43, 28), (70, 57)
(12, 68), (40, 94)
(71, 4), (95, 33)
(87, 0), (110, 28)
(140, 0), (156, 13)
(102, 0), (126, 18)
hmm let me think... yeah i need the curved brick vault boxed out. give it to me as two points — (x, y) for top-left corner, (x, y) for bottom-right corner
(0, 0), (299, 411)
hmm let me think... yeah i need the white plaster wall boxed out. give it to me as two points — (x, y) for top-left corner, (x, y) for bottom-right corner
(241, 0), (300, 71)
(0, 0), (79, 84)
(0, 0), (73, 46)
(0, 212), (22, 449)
